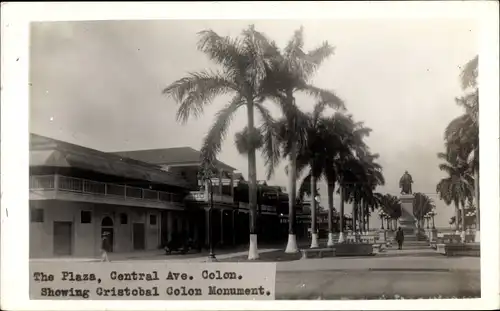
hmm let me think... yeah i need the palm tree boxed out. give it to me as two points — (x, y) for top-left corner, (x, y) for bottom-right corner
(332, 117), (373, 243)
(163, 26), (278, 260)
(343, 151), (384, 239)
(295, 107), (368, 247)
(444, 55), (479, 241)
(412, 192), (435, 232)
(359, 153), (385, 234)
(436, 151), (474, 242)
(259, 27), (345, 253)
(380, 194), (402, 230)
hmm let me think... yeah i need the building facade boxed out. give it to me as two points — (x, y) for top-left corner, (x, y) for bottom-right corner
(29, 134), (309, 258)
(29, 134), (191, 258)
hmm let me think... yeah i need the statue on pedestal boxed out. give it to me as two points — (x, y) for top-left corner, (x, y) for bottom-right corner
(399, 171), (413, 195)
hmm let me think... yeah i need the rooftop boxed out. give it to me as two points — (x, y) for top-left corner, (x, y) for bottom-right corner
(29, 133), (193, 189)
(111, 147), (236, 172)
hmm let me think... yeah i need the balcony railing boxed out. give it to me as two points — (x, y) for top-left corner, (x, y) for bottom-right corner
(30, 175), (184, 203)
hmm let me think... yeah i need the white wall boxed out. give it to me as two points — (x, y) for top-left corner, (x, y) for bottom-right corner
(30, 200), (164, 258)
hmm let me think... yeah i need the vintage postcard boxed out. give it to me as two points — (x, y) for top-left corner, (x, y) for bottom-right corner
(1, 1), (499, 310)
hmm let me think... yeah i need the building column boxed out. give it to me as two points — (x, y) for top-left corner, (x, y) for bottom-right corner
(219, 169), (223, 196)
(185, 215), (190, 238)
(205, 208), (210, 247)
(232, 210), (236, 245)
(220, 209), (224, 245)
(167, 211), (173, 242)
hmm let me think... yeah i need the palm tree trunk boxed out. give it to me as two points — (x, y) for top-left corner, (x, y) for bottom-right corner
(361, 202), (365, 233)
(310, 171), (319, 248)
(461, 202), (467, 243)
(285, 141), (298, 253)
(353, 202), (358, 239)
(247, 102), (259, 260)
(366, 211), (370, 232)
(338, 184), (346, 243)
(454, 201), (460, 232)
(327, 181), (335, 246)
(363, 201), (368, 234)
(474, 169), (480, 242)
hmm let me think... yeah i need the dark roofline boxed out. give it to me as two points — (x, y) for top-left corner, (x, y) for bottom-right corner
(29, 133), (193, 189)
(110, 147), (236, 171)
(30, 133), (164, 170)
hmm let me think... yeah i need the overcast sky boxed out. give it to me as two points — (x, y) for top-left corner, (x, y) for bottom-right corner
(29, 19), (478, 228)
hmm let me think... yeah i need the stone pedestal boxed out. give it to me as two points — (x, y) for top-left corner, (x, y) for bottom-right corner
(398, 194), (418, 236)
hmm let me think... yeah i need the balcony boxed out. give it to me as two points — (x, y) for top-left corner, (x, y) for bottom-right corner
(186, 190), (234, 205)
(29, 175), (185, 210)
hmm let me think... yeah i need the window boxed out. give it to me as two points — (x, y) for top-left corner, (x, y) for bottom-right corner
(81, 211), (92, 224)
(120, 213), (128, 225)
(30, 208), (44, 223)
(149, 215), (157, 226)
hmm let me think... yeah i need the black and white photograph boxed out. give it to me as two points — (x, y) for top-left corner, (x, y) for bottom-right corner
(1, 2), (499, 310)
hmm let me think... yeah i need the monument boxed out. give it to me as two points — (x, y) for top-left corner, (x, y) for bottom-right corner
(398, 171), (418, 236)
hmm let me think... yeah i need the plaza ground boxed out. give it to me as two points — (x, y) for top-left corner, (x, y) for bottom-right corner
(30, 240), (480, 299)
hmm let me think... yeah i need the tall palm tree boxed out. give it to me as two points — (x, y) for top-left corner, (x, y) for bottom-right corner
(295, 107), (366, 247)
(259, 27), (345, 253)
(444, 55), (479, 241)
(332, 117), (373, 243)
(343, 151), (384, 238)
(163, 26), (277, 260)
(359, 153), (385, 233)
(436, 151), (474, 242)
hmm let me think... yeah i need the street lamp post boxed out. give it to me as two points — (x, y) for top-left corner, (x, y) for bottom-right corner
(206, 178), (217, 262)
(377, 210), (388, 243)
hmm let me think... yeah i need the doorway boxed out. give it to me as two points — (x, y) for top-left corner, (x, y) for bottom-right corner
(101, 216), (114, 252)
(133, 223), (146, 250)
(53, 221), (73, 256)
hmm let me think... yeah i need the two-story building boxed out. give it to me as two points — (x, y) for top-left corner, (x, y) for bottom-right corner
(29, 134), (194, 258)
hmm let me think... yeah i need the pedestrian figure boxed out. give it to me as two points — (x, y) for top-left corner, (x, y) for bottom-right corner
(101, 232), (111, 262)
(396, 227), (404, 250)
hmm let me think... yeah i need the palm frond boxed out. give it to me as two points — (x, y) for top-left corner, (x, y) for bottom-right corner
(163, 71), (237, 123)
(460, 55), (478, 90)
(300, 84), (346, 111)
(200, 95), (244, 166)
(255, 103), (282, 180)
(298, 172), (312, 201)
(196, 30), (246, 80)
(306, 41), (336, 67)
(241, 25), (279, 90)
(284, 26), (305, 59)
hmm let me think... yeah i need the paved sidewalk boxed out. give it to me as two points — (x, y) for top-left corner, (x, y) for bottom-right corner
(275, 255), (480, 272)
(110, 248), (281, 263)
(29, 248), (282, 263)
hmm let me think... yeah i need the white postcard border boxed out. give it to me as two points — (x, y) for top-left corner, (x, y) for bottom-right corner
(1, 1), (499, 310)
